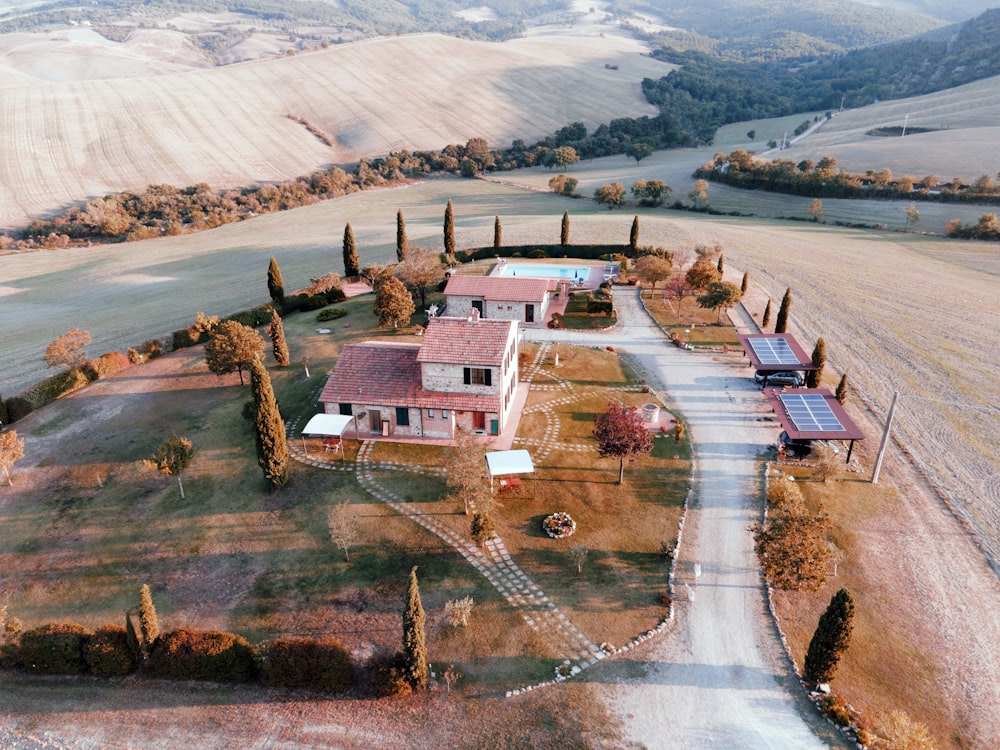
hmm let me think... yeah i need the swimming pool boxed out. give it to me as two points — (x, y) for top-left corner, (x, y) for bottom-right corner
(495, 262), (593, 280)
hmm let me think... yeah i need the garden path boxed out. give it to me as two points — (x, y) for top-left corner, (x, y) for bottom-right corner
(289, 422), (607, 674)
(523, 288), (833, 748)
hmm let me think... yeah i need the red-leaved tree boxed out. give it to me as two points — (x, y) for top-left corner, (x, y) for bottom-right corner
(594, 402), (654, 483)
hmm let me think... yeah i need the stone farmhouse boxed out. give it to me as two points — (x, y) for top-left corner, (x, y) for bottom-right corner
(443, 274), (560, 325)
(319, 311), (519, 440)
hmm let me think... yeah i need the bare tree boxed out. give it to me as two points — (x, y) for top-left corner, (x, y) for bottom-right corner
(327, 501), (359, 561)
(444, 596), (474, 627)
(394, 246), (445, 310)
(570, 545), (589, 574)
(0, 430), (26, 486)
(44, 328), (91, 370)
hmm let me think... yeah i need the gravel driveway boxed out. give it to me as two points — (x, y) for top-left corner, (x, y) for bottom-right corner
(525, 288), (834, 748)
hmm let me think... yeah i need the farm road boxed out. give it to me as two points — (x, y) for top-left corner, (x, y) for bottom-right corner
(523, 289), (833, 748)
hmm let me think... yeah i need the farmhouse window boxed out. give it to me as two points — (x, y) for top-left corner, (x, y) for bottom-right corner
(339, 403), (352, 416)
(396, 407), (410, 426)
(464, 367), (491, 386)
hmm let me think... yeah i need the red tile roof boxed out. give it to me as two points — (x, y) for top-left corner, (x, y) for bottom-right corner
(417, 316), (514, 366)
(444, 274), (553, 301)
(320, 341), (500, 412)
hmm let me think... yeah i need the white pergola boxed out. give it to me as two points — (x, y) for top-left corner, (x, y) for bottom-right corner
(485, 449), (536, 496)
(300, 413), (357, 457)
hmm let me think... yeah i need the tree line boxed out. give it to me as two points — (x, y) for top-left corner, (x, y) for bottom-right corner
(697, 150), (1000, 205)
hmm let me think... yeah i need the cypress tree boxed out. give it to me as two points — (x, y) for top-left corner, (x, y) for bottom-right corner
(775, 288), (791, 333)
(268, 309), (290, 367)
(716, 254), (724, 275)
(804, 588), (855, 685)
(762, 299), (772, 329)
(443, 200), (455, 257)
(250, 357), (289, 489)
(835, 371), (849, 405)
(396, 209), (407, 262)
(343, 223), (359, 277)
(493, 215), (502, 248)
(807, 338), (826, 388)
(740, 270), (749, 294)
(266, 257), (284, 304)
(630, 215), (639, 252)
(0, 388), (7, 425)
(402, 566), (428, 689)
(561, 211), (570, 246)
(124, 611), (142, 662)
(138, 583), (160, 649)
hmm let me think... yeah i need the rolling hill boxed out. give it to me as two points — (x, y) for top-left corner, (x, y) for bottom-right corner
(0, 24), (669, 232)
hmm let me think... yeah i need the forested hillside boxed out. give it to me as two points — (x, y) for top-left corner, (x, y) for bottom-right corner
(637, 9), (1000, 144)
(610, 0), (946, 60)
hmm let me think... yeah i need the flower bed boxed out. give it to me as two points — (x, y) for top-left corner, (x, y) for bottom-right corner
(542, 512), (576, 539)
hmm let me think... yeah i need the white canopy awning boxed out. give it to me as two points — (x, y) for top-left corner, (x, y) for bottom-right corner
(302, 413), (355, 437)
(485, 449), (534, 478)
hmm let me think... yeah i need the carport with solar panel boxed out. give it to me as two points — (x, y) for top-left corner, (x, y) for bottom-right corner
(737, 333), (817, 387)
(764, 387), (865, 462)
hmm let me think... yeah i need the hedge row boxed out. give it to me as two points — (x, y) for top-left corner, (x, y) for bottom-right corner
(3, 350), (140, 424)
(1, 623), (354, 693)
(170, 288), (347, 352)
(459, 244), (633, 263)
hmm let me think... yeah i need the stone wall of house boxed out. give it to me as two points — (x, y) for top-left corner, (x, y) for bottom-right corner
(446, 296), (475, 319)
(444, 295), (549, 324)
(421, 361), (498, 395)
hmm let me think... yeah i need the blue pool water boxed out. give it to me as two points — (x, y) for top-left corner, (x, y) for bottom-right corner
(496, 263), (593, 280)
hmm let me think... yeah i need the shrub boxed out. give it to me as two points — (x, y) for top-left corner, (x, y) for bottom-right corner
(171, 327), (199, 350)
(13, 622), (93, 675)
(368, 651), (412, 698)
(225, 306), (271, 328)
(4, 396), (32, 423)
(587, 297), (614, 315)
(84, 625), (137, 677)
(129, 339), (164, 363)
(297, 294), (329, 311)
(527, 248), (549, 258)
(87, 351), (131, 379)
(323, 287), (347, 304)
(23, 368), (90, 409)
(471, 512), (496, 546)
(279, 293), (309, 313)
(316, 307), (349, 322)
(150, 629), (256, 683)
(259, 637), (354, 692)
(818, 693), (855, 727)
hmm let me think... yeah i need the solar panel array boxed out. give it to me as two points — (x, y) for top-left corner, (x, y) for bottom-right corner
(747, 337), (801, 366)
(780, 393), (846, 432)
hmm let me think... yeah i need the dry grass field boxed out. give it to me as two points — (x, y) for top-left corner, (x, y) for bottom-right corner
(0, 23), (670, 231)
